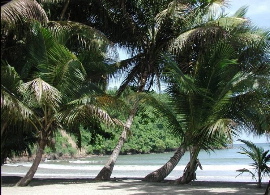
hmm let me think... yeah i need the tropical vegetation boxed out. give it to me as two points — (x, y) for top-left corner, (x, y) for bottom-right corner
(1, 0), (269, 187)
(236, 139), (270, 188)
(1, 0), (118, 186)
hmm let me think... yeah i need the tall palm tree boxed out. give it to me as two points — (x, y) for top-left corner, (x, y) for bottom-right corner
(236, 139), (270, 188)
(2, 1), (117, 184)
(144, 5), (270, 183)
(85, 0), (227, 180)
(1, 23), (117, 186)
(145, 14), (269, 183)
(33, 0), (230, 181)
(1, 0), (50, 165)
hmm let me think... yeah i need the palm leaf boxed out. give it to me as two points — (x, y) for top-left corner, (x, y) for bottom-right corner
(236, 168), (256, 180)
(59, 102), (116, 128)
(47, 21), (111, 52)
(1, 63), (34, 131)
(19, 78), (62, 110)
(23, 23), (86, 96)
(1, 0), (48, 30)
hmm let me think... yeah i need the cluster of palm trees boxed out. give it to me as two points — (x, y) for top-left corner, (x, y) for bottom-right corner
(1, 0), (269, 187)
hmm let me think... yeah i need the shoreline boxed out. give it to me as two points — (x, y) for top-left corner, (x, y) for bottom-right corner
(1, 176), (268, 195)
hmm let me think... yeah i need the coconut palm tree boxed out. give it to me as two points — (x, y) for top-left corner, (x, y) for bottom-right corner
(236, 139), (270, 188)
(144, 5), (270, 183)
(84, 0), (227, 180)
(1, 63), (37, 165)
(2, 1), (117, 184)
(30, 0), (230, 181)
(1, 22), (118, 186)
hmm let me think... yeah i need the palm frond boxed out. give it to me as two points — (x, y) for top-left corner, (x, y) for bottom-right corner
(232, 6), (248, 18)
(236, 168), (256, 180)
(38, 0), (66, 3)
(59, 103), (116, 128)
(23, 23), (86, 96)
(47, 21), (111, 52)
(1, 63), (34, 126)
(1, 0), (48, 30)
(162, 53), (199, 94)
(19, 78), (62, 110)
(1, 87), (33, 122)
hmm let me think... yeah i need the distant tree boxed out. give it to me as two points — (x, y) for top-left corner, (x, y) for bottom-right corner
(236, 139), (270, 188)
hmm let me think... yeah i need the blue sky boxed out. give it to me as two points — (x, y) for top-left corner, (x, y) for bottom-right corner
(225, 0), (270, 29)
(110, 1), (270, 144)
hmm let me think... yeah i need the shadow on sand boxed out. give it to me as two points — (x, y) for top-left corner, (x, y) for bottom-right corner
(1, 176), (268, 195)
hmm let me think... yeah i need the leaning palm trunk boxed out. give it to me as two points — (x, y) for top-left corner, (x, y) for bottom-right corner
(95, 105), (137, 180)
(143, 144), (186, 182)
(176, 146), (201, 184)
(264, 181), (270, 195)
(16, 139), (47, 186)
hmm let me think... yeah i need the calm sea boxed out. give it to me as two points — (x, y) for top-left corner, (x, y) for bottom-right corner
(2, 143), (269, 182)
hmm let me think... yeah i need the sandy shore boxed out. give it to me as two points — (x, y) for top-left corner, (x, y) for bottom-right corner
(1, 176), (268, 195)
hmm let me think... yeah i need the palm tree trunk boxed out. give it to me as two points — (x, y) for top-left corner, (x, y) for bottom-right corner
(16, 139), (46, 186)
(264, 181), (270, 195)
(176, 146), (201, 184)
(258, 170), (262, 188)
(95, 104), (137, 181)
(1, 121), (8, 136)
(143, 144), (186, 182)
(60, 0), (70, 21)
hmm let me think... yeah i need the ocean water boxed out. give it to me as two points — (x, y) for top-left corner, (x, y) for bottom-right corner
(1, 143), (269, 182)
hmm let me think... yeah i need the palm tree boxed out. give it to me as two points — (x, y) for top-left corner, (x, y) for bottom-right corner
(1, 11), (116, 186)
(32, 0), (231, 181)
(2, 24), (117, 186)
(145, 41), (237, 182)
(83, 0), (227, 180)
(1, 63), (37, 165)
(144, 5), (270, 183)
(236, 139), (270, 188)
(1, 0), (50, 165)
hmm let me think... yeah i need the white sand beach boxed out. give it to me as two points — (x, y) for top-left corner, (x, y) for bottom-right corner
(1, 177), (268, 195)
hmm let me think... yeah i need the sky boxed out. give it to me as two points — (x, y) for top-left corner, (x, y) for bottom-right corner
(225, 0), (270, 29)
(109, 0), (270, 144)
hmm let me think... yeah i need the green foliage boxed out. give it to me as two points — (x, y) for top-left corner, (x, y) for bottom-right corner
(36, 92), (181, 156)
(44, 131), (77, 157)
(236, 139), (270, 187)
(33, 91), (231, 157)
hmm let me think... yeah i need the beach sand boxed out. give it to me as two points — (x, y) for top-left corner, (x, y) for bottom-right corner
(1, 176), (268, 195)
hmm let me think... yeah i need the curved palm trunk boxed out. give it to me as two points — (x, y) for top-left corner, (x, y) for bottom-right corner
(143, 145), (186, 182)
(1, 121), (8, 136)
(95, 105), (137, 181)
(264, 181), (270, 195)
(16, 139), (46, 186)
(176, 146), (201, 184)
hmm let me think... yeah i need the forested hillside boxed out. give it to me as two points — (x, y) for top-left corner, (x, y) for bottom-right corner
(41, 93), (181, 158)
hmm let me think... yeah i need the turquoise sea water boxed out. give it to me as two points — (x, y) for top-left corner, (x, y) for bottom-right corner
(1, 143), (269, 182)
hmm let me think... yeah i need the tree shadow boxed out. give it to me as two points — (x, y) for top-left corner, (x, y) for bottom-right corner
(1, 176), (267, 194)
(95, 179), (267, 195)
(1, 176), (92, 187)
